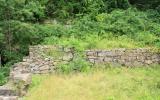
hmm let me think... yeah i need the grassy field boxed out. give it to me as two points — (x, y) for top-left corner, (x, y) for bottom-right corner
(25, 66), (160, 100)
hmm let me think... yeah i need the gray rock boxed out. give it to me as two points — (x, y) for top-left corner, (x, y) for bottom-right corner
(0, 96), (18, 100)
(88, 59), (95, 63)
(86, 51), (97, 56)
(133, 61), (144, 67)
(104, 57), (112, 62)
(94, 58), (104, 63)
(145, 60), (153, 65)
(0, 85), (16, 96)
(13, 73), (32, 85)
(64, 48), (71, 52)
(97, 51), (106, 57)
(62, 53), (73, 61)
(105, 51), (115, 57)
(39, 65), (50, 71)
(39, 70), (50, 74)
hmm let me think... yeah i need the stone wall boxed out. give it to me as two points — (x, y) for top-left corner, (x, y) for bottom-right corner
(1, 45), (160, 100)
(12, 46), (160, 75)
(11, 45), (74, 74)
(86, 49), (160, 66)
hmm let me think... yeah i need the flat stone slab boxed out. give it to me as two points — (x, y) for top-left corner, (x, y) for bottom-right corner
(0, 84), (17, 96)
(0, 96), (18, 100)
(13, 73), (32, 85)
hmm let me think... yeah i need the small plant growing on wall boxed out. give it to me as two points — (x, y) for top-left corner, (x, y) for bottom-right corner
(14, 81), (26, 96)
(46, 49), (65, 59)
(57, 48), (91, 74)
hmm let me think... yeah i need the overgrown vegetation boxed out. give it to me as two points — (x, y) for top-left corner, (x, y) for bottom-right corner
(25, 65), (160, 100)
(58, 53), (91, 74)
(0, 0), (160, 85)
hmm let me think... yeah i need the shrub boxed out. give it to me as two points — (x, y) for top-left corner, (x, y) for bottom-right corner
(15, 0), (46, 22)
(58, 53), (91, 74)
(134, 32), (159, 47)
(1, 50), (23, 65)
(45, 0), (130, 19)
(129, 0), (160, 9)
(0, 64), (11, 86)
(0, 73), (7, 86)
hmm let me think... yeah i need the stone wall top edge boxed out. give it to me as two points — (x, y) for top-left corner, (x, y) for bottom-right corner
(85, 48), (155, 52)
(29, 45), (72, 49)
(29, 45), (160, 53)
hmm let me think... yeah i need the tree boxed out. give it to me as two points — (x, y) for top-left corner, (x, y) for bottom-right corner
(129, 0), (160, 9)
(0, 0), (48, 65)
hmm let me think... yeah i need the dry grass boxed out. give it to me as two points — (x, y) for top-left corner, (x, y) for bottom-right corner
(25, 67), (160, 100)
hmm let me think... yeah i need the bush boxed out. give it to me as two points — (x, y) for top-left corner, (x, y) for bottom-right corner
(95, 9), (145, 35)
(15, 0), (46, 22)
(58, 53), (91, 74)
(46, 0), (130, 19)
(0, 64), (11, 86)
(104, 0), (130, 12)
(1, 50), (23, 65)
(129, 0), (160, 9)
(134, 32), (159, 47)
(35, 24), (69, 38)
(0, 73), (7, 86)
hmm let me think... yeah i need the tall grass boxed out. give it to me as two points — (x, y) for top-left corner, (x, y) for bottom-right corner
(25, 66), (160, 100)
(42, 34), (154, 51)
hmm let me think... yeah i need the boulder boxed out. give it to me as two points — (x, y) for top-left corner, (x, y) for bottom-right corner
(0, 83), (17, 96)
(13, 73), (32, 85)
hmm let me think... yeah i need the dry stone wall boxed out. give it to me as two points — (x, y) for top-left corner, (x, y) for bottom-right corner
(12, 46), (160, 74)
(11, 45), (74, 74)
(86, 49), (160, 66)
(0, 73), (31, 100)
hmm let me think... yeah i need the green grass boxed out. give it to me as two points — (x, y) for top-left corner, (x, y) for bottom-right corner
(25, 66), (160, 100)
(42, 34), (157, 51)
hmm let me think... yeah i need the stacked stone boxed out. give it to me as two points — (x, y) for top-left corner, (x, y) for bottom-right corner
(86, 48), (160, 66)
(11, 46), (160, 74)
(11, 46), (54, 74)
(0, 83), (18, 97)
(28, 45), (74, 74)
(11, 45), (74, 75)
(28, 45), (55, 74)
(0, 74), (31, 100)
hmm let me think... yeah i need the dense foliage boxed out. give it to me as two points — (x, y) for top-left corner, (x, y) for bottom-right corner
(0, 0), (160, 85)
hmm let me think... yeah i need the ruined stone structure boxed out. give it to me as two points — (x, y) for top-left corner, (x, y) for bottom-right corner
(0, 45), (159, 100)
(0, 73), (31, 100)
(12, 46), (160, 74)
(0, 45), (74, 100)
(86, 49), (160, 66)
(11, 45), (74, 74)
